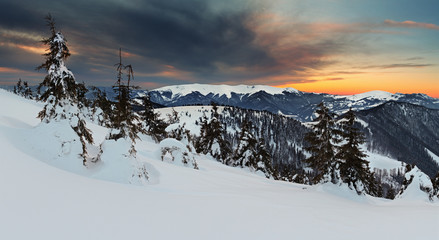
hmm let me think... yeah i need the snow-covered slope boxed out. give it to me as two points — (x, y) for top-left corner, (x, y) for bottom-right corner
(1, 89), (438, 240)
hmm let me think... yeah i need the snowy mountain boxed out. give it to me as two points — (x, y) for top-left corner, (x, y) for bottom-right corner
(154, 83), (299, 98)
(147, 83), (439, 121)
(356, 101), (439, 177)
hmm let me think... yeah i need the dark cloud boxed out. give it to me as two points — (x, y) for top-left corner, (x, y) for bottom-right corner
(0, 0), (282, 86)
(3, 0), (414, 89)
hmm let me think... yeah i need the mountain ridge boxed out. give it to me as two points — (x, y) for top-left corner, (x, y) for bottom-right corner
(147, 83), (439, 121)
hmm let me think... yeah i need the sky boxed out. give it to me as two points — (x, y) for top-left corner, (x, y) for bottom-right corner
(0, 0), (438, 97)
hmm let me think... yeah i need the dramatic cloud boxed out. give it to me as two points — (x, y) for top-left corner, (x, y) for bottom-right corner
(0, 0), (438, 97)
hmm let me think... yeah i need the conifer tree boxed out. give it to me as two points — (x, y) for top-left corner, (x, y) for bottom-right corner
(337, 109), (377, 195)
(233, 119), (257, 167)
(108, 49), (143, 156)
(196, 102), (231, 163)
(141, 94), (168, 142)
(90, 87), (112, 127)
(23, 81), (33, 99)
(13, 79), (33, 99)
(304, 102), (341, 184)
(14, 79), (23, 95)
(35, 14), (95, 166)
(254, 137), (276, 178)
(430, 171), (439, 200)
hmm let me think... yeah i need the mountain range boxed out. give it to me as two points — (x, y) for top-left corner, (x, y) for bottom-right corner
(147, 84), (439, 121)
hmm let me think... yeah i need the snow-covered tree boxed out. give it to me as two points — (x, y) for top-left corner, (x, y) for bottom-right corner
(90, 87), (112, 127)
(431, 172), (439, 200)
(141, 94), (168, 142)
(304, 102), (341, 184)
(232, 120), (257, 167)
(337, 109), (378, 195)
(13, 79), (22, 95)
(397, 164), (436, 201)
(196, 102), (231, 163)
(35, 14), (95, 166)
(13, 79), (33, 99)
(232, 120), (275, 178)
(108, 49), (143, 156)
(23, 81), (33, 99)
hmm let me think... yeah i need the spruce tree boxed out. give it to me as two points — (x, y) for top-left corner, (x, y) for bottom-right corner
(196, 102), (231, 163)
(254, 137), (276, 178)
(337, 108), (377, 195)
(304, 102), (340, 184)
(14, 79), (23, 95)
(13, 79), (33, 99)
(23, 81), (33, 99)
(90, 87), (112, 127)
(35, 14), (95, 166)
(141, 94), (168, 142)
(108, 49), (143, 156)
(233, 119), (258, 167)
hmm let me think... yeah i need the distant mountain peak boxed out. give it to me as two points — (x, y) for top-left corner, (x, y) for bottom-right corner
(336, 90), (399, 101)
(153, 83), (299, 98)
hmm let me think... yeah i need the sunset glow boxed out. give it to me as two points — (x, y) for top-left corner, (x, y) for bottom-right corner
(0, 0), (437, 97)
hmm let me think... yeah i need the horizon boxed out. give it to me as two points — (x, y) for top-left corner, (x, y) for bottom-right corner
(2, 82), (437, 99)
(0, 0), (438, 97)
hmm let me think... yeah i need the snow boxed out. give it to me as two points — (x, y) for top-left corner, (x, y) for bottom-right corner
(367, 151), (404, 170)
(153, 83), (298, 98)
(426, 148), (439, 165)
(336, 90), (400, 101)
(396, 166), (433, 202)
(1, 89), (438, 240)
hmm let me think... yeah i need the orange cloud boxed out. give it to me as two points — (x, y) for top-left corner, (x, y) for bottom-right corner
(15, 44), (46, 55)
(0, 67), (22, 73)
(135, 65), (195, 81)
(121, 50), (140, 58)
(138, 81), (162, 89)
(0, 66), (43, 76)
(384, 20), (439, 30)
(0, 41), (78, 55)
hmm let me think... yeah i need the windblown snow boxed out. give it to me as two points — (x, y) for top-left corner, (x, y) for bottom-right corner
(0, 89), (438, 240)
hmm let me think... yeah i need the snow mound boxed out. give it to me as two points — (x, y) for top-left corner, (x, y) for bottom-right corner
(396, 166), (434, 202)
(153, 83), (298, 98)
(159, 138), (198, 169)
